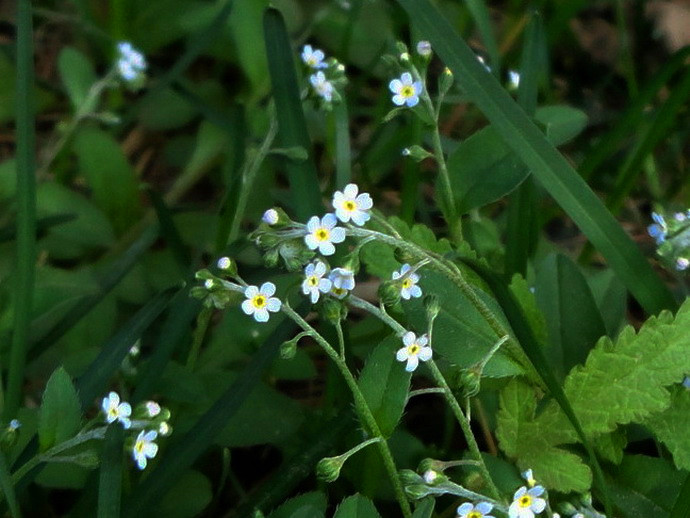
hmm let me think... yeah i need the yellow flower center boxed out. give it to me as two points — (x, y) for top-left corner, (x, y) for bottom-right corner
(519, 495), (532, 508)
(307, 276), (318, 287)
(467, 512), (483, 518)
(343, 200), (356, 211)
(252, 295), (267, 309)
(332, 287), (346, 296)
(307, 57), (317, 66)
(401, 85), (415, 98)
(402, 278), (413, 289)
(108, 408), (118, 418)
(316, 228), (330, 241)
(134, 440), (144, 454)
(407, 344), (420, 355)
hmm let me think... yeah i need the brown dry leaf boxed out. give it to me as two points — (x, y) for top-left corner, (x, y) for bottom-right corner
(646, 1), (690, 52)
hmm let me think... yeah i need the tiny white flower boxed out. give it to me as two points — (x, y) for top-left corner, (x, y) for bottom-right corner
(116, 41), (147, 83)
(674, 212), (687, 222)
(508, 70), (520, 89)
(521, 468), (536, 487)
(8, 419), (21, 431)
(304, 214), (346, 256)
(416, 40), (432, 57)
(132, 430), (158, 470)
(423, 470), (438, 484)
(477, 55), (491, 72)
(145, 401), (161, 417)
(396, 332), (432, 372)
(310, 71), (334, 102)
(392, 263), (422, 300)
(302, 260), (332, 303)
(676, 257), (689, 271)
(328, 267), (355, 299)
(402, 148), (411, 156)
(241, 282), (282, 323)
(457, 502), (495, 518)
(389, 72), (422, 107)
(400, 52), (410, 61)
(262, 208), (279, 225)
(102, 391), (132, 429)
(217, 256), (232, 270)
(552, 514), (561, 518)
(301, 45), (327, 69)
(332, 183), (373, 225)
(204, 279), (214, 289)
(159, 421), (172, 436)
(129, 344), (140, 357)
(508, 486), (546, 518)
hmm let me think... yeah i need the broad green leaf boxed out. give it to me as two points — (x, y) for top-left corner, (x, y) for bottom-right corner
(268, 492), (326, 518)
(229, 0), (269, 95)
(534, 105), (588, 146)
(137, 87), (199, 130)
(333, 494), (382, 518)
(395, 0), (676, 315)
(587, 268), (627, 337)
(358, 336), (411, 437)
(153, 471), (212, 518)
(672, 473), (690, 518)
(38, 367), (81, 451)
(73, 127), (142, 234)
(645, 386), (690, 471)
(447, 125), (527, 213)
(57, 47), (96, 109)
(534, 253), (607, 379)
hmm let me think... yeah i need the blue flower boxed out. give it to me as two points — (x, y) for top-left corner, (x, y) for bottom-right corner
(457, 502), (495, 518)
(509, 486), (546, 518)
(392, 264), (422, 300)
(305, 214), (346, 256)
(310, 72), (334, 102)
(302, 261), (332, 303)
(301, 45), (327, 69)
(389, 72), (422, 107)
(241, 282), (282, 323)
(647, 212), (667, 244)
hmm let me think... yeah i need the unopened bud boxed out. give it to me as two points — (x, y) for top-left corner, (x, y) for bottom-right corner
(316, 456), (344, 482)
(439, 67), (454, 95)
(280, 338), (298, 360)
(416, 41), (432, 58)
(195, 269), (214, 281)
(458, 369), (481, 398)
(159, 421), (172, 436)
(378, 281), (401, 307)
(399, 469), (423, 485)
(400, 52), (410, 62)
(319, 297), (347, 325)
(393, 247), (416, 265)
(402, 144), (433, 162)
(71, 450), (100, 469)
(422, 469), (438, 484)
(216, 256), (237, 276)
(263, 248), (280, 268)
(395, 41), (409, 55)
(262, 209), (280, 225)
(404, 484), (432, 500)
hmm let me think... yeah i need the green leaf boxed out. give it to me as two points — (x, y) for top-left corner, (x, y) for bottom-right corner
(358, 335), (411, 438)
(152, 470), (212, 518)
(671, 473), (690, 518)
(263, 8), (322, 221)
(411, 498), (435, 518)
(268, 492), (326, 518)
(0, 451), (22, 518)
(534, 253), (607, 379)
(38, 367), (81, 451)
(395, 0), (676, 315)
(229, 0), (269, 95)
(645, 386), (690, 471)
(534, 105), (588, 146)
(97, 425), (123, 518)
(446, 125), (528, 213)
(508, 274), (547, 347)
(57, 47), (96, 109)
(72, 127), (142, 234)
(333, 494), (382, 518)
(587, 268), (627, 337)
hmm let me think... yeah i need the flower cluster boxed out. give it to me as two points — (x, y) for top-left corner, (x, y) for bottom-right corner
(100, 392), (172, 470)
(647, 209), (690, 272)
(115, 41), (147, 86)
(301, 44), (347, 106)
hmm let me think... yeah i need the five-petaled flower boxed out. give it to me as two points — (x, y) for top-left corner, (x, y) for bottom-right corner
(310, 72), (334, 102)
(102, 391), (132, 429)
(305, 214), (346, 256)
(132, 430), (158, 470)
(332, 183), (373, 225)
(302, 261), (332, 303)
(301, 45), (328, 69)
(396, 331), (432, 372)
(389, 72), (422, 107)
(647, 212), (667, 244)
(392, 263), (422, 300)
(241, 282), (282, 323)
(508, 485), (546, 518)
(457, 502), (495, 518)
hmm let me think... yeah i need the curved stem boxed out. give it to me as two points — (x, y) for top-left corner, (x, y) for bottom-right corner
(280, 304), (412, 518)
(186, 305), (213, 370)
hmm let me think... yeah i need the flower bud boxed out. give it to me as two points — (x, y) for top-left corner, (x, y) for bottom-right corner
(416, 41), (432, 58)
(1, 420), (21, 450)
(378, 281), (401, 307)
(424, 294), (441, 321)
(280, 338), (298, 360)
(216, 256), (238, 276)
(404, 484), (432, 500)
(319, 297), (347, 325)
(458, 369), (481, 398)
(159, 421), (172, 436)
(262, 208), (280, 225)
(316, 456), (344, 482)
(395, 41), (409, 56)
(399, 469), (423, 485)
(190, 286), (209, 299)
(71, 450), (100, 469)
(393, 247), (416, 265)
(439, 67), (454, 95)
(263, 248), (280, 268)
(401, 145), (433, 162)
(195, 269), (214, 281)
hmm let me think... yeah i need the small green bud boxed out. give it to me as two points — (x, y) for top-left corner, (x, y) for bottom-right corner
(401, 145), (433, 162)
(417, 458), (441, 473)
(424, 294), (441, 321)
(393, 247), (416, 265)
(458, 369), (481, 398)
(395, 41), (409, 56)
(316, 456), (344, 483)
(158, 408), (172, 422)
(190, 286), (209, 300)
(404, 484), (432, 500)
(251, 511), (266, 518)
(264, 248), (280, 268)
(67, 450), (100, 469)
(439, 67), (454, 95)
(378, 281), (401, 307)
(195, 269), (214, 281)
(1, 420), (21, 450)
(319, 297), (347, 325)
(280, 338), (297, 360)
(399, 469), (424, 485)
(464, 470), (484, 492)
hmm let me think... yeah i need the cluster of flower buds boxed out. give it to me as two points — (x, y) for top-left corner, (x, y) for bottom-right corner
(115, 41), (147, 88)
(647, 209), (690, 272)
(300, 45), (347, 108)
(0, 419), (21, 450)
(100, 392), (172, 470)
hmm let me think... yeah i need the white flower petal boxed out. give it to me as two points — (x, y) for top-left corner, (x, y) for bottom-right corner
(392, 94), (406, 106)
(310, 290), (319, 304)
(335, 207), (350, 223)
(319, 241), (335, 256)
(350, 211), (370, 226)
(144, 430), (158, 442)
(306, 216), (320, 232)
(118, 402), (132, 417)
(530, 498), (546, 513)
(304, 263), (316, 276)
(241, 299), (255, 315)
(144, 443), (158, 458)
(343, 183), (358, 198)
(419, 346), (432, 362)
(260, 282), (276, 297)
(314, 261), (327, 276)
(329, 227), (346, 243)
(409, 285), (422, 298)
(476, 502), (493, 514)
(305, 234), (319, 250)
(528, 485), (544, 497)
(401, 72), (413, 85)
(402, 331), (416, 346)
(266, 297), (282, 312)
(254, 308), (270, 322)
(322, 213), (337, 228)
(417, 335), (428, 346)
(406, 96), (420, 108)
(405, 355), (419, 372)
(396, 347), (409, 362)
(457, 503), (473, 515)
(389, 79), (402, 93)
(136, 455), (147, 470)
(355, 193), (373, 209)
(318, 278), (332, 292)
(244, 285), (259, 298)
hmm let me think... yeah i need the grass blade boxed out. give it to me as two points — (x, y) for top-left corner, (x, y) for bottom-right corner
(122, 307), (302, 516)
(147, 188), (191, 273)
(462, 258), (612, 516)
(97, 425), (123, 518)
(332, 100), (352, 189)
(0, 450), (22, 518)
(671, 473), (690, 518)
(5, 0), (37, 420)
(465, 0), (501, 73)
(76, 288), (179, 409)
(395, 0), (676, 315)
(263, 8), (323, 220)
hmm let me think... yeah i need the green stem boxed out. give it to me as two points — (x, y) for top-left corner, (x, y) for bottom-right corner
(186, 305), (213, 370)
(335, 320), (346, 360)
(408, 388), (445, 399)
(426, 360), (501, 501)
(280, 304), (412, 518)
(348, 296), (406, 335)
(423, 480), (506, 511)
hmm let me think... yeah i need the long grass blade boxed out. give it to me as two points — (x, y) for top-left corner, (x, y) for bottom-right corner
(263, 8), (323, 220)
(6, 0), (37, 420)
(0, 450), (22, 518)
(671, 473), (690, 518)
(147, 188), (191, 273)
(465, 0), (501, 73)
(462, 258), (612, 516)
(97, 425), (123, 518)
(122, 307), (301, 516)
(395, 0), (676, 315)
(333, 100), (352, 189)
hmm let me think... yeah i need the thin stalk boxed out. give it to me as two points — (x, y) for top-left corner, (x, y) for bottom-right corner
(424, 480), (506, 511)
(335, 320), (346, 360)
(186, 306), (213, 370)
(408, 387), (445, 398)
(6, 0), (37, 421)
(280, 304), (412, 518)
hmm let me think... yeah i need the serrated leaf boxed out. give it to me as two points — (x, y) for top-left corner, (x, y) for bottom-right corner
(645, 386), (690, 471)
(268, 492), (326, 518)
(333, 494), (382, 518)
(38, 367), (81, 451)
(358, 336), (411, 437)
